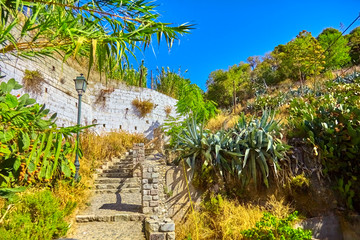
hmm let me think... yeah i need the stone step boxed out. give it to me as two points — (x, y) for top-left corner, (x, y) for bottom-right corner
(94, 177), (139, 184)
(145, 149), (155, 155)
(93, 188), (140, 194)
(69, 221), (145, 240)
(97, 172), (132, 178)
(109, 161), (134, 167)
(76, 213), (145, 223)
(95, 182), (140, 189)
(101, 168), (133, 174)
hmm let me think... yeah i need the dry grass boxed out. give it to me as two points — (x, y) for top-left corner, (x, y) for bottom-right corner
(0, 197), (5, 210)
(132, 98), (154, 117)
(206, 113), (240, 132)
(80, 130), (146, 170)
(22, 69), (44, 94)
(164, 105), (172, 116)
(206, 113), (228, 132)
(176, 196), (292, 240)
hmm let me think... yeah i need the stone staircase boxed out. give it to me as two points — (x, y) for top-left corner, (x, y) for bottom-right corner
(70, 150), (146, 240)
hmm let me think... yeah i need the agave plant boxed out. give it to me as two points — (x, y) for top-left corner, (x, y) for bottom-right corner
(175, 116), (242, 180)
(174, 111), (289, 189)
(232, 110), (289, 187)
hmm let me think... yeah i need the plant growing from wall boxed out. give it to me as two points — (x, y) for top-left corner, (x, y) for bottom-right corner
(95, 88), (114, 107)
(22, 70), (44, 95)
(132, 98), (154, 117)
(0, 79), (82, 187)
(164, 106), (172, 117)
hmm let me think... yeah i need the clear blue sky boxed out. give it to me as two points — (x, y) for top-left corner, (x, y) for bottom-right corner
(132, 0), (360, 90)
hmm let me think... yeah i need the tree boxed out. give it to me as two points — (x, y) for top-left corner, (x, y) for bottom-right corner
(347, 26), (360, 65)
(206, 63), (251, 109)
(275, 30), (325, 85)
(251, 53), (281, 87)
(317, 28), (350, 70)
(0, 0), (193, 77)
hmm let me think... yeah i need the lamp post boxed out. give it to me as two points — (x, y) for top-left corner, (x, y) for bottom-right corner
(74, 74), (88, 181)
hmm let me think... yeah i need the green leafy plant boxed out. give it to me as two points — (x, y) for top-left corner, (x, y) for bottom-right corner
(242, 211), (312, 240)
(289, 83), (360, 210)
(0, 190), (76, 240)
(1, 0), (193, 77)
(337, 178), (356, 210)
(0, 79), (81, 187)
(176, 83), (218, 122)
(132, 98), (154, 117)
(290, 173), (310, 192)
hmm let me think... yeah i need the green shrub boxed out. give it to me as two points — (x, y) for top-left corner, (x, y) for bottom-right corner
(242, 211), (312, 240)
(289, 82), (360, 210)
(0, 189), (76, 240)
(0, 79), (81, 187)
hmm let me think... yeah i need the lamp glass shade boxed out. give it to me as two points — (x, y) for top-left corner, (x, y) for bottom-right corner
(74, 74), (87, 93)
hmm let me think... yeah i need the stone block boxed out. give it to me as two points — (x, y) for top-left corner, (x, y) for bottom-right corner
(152, 173), (159, 178)
(150, 201), (159, 207)
(151, 189), (158, 195)
(152, 195), (159, 201)
(145, 220), (160, 232)
(153, 184), (159, 189)
(153, 178), (159, 183)
(143, 207), (151, 214)
(147, 167), (153, 173)
(143, 195), (152, 201)
(167, 232), (176, 240)
(153, 167), (159, 173)
(149, 232), (166, 240)
(143, 184), (152, 190)
(114, 214), (129, 221)
(142, 179), (148, 184)
(160, 223), (175, 232)
(143, 172), (152, 179)
(143, 190), (150, 195)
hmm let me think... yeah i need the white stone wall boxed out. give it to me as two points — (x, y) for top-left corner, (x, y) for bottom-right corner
(0, 56), (178, 138)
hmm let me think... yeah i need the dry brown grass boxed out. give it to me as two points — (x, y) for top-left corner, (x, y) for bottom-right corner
(132, 98), (154, 117)
(206, 113), (240, 132)
(176, 195), (292, 240)
(22, 69), (44, 94)
(80, 130), (146, 170)
(164, 105), (172, 116)
(0, 197), (5, 210)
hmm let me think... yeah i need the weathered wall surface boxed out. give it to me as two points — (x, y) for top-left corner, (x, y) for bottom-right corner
(163, 166), (202, 222)
(0, 55), (177, 138)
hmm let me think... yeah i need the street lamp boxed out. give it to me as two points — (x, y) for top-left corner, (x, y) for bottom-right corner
(74, 74), (88, 181)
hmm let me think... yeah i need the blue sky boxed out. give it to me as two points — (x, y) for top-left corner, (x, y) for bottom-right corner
(133, 0), (360, 90)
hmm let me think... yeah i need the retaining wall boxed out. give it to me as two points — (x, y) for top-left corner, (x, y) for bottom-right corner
(0, 55), (177, 138)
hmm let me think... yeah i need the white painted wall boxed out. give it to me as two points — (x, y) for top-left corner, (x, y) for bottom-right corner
(1, 55), (178, 138)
